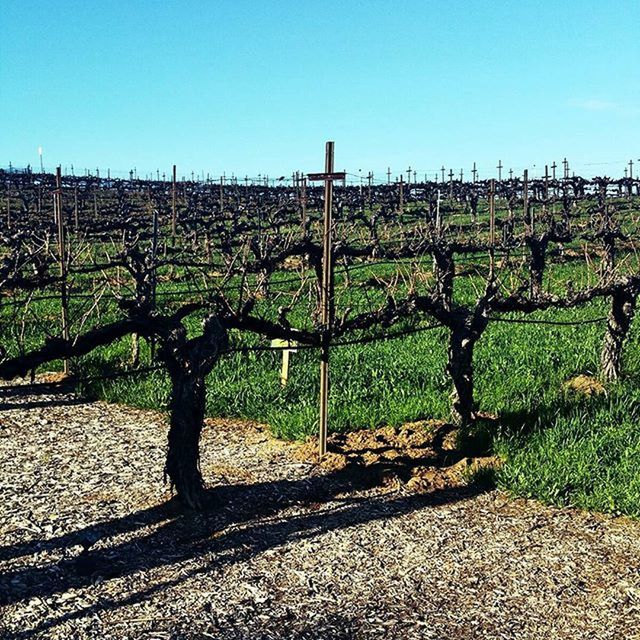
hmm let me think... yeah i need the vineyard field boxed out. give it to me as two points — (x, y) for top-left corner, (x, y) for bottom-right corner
(1, 169), (640, 514)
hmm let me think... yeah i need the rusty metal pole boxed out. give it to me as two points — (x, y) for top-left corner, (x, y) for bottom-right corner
(319, 141), (335, 459)
(55, 167), (70, 375)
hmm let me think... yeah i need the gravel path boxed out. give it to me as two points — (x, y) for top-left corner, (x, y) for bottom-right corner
(2, 380), (640, 639)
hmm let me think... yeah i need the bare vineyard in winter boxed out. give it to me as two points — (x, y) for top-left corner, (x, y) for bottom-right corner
(2, 154), (640, 509)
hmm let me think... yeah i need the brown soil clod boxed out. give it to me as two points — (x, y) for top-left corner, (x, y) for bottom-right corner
(294, 421), (500, 493)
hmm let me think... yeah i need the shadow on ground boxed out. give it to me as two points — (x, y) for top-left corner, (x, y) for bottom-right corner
(0, 376), (501, 639)
(0, 455), (488, 639)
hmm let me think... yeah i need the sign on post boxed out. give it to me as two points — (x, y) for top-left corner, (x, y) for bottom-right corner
(270, 339), (298, 386)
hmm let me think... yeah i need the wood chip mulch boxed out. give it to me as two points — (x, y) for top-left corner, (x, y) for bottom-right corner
(2, 379), (640, 639)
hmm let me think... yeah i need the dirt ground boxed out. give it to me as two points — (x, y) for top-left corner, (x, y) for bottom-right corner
(2, 379), (640, 639)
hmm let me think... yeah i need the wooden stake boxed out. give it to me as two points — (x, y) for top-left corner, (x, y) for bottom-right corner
(73, 186), (79, 230)
(171, 164), (177, 236)
(54, 167), (70, 375)
(301, 177), (307, 236)
(544, 165), (549, 216)
(523, 169), (531, 234)
(150, 197), (159, 361)
(319, 141), (335, 459)
(489, 179), (496, 274)
(306, 153), (346, 460)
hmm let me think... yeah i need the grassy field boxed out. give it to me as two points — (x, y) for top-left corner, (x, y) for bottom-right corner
(83, 305), (640, 519)
(32, 266), (639, 519)
(3, 203), (640, 518)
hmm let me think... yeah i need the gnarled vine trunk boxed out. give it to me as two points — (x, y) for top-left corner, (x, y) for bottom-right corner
(526, 236), (548, 299)
(165, 368), (207, 509)
(601, 288), (637, 381)
(158, 315), (228, 509)
(447, 327), (477, 427)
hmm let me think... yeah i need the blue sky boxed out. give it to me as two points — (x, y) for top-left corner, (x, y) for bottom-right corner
(2, 0), (639, 181)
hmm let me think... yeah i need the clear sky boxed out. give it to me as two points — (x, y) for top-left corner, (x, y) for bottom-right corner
(2, 0), (639, 181)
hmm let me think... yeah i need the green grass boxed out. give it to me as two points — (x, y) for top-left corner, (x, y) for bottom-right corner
(494, 384), (640, 517)
(4, 225), (640, 518)
(74, 296), (640, 519)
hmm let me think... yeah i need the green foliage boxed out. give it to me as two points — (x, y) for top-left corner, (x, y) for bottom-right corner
(5, 249), (640, 518)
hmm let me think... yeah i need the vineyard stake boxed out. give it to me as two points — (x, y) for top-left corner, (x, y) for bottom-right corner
(171, 164), (177, 236)
(54, 167), (70, 375)
(320, 142), (334, 459)
(544, 165), (549, 216)
(150, 193), (159, 361)
(307, 142), (345, 459)
(523, 169), (531, 234)
(73, 186), (79, 230)
(301, 176), (307, 235)
(489, 179), (495, 274)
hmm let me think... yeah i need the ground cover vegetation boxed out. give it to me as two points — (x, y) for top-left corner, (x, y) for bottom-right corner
(1, 166), (639, 514)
